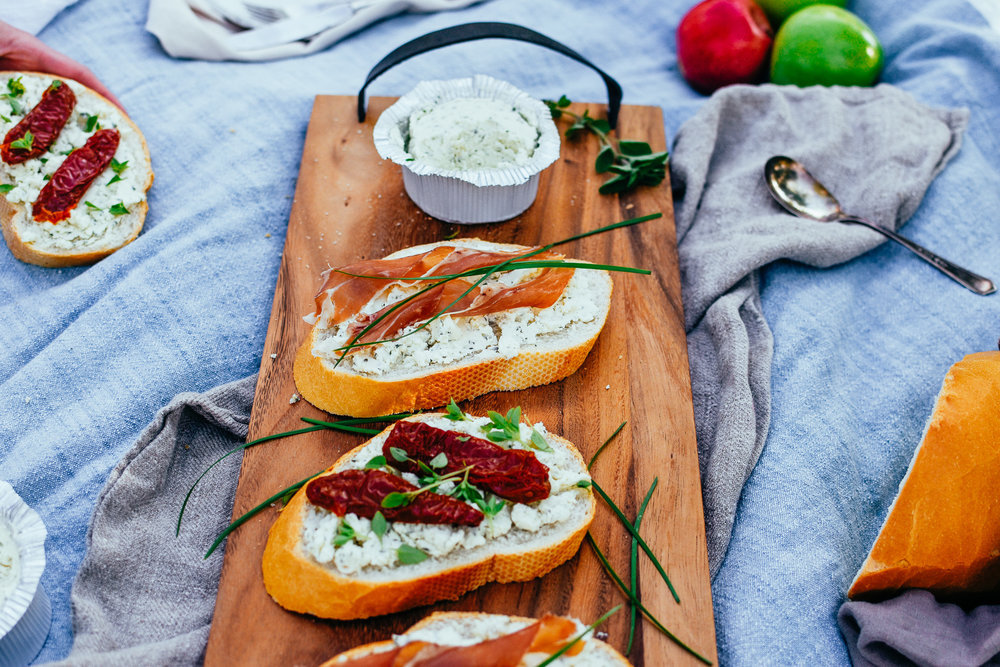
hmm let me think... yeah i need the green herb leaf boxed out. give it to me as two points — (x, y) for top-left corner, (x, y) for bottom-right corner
(6, 77), (24, 97)
(110, 158), (128, 175)
(444, 398), (467, 421)
(85, 114), (99, 132)
(619, 140), (652, 156)
(371, 511), (388, 540)
(397, 544), (429, 565)
(598, 173), (629, 195)
(0, 114), (9, 123)
(557, 94), (571, 108)
(529, 429), (553, 452)
(364, 455), (387, 470)
(457, 435), (470, 442)
(106, 174), (122, 186)
(575, 479), (592, 488)
(428, 452), (448, 469)
(381, 492), (410, 509)
(9, 130), (33, 152)
(479, 494), (505, 517)
(389, 446), (408, 463)
(595, 145), (615, 174)
(7, 98), (21, 116)
(50, 80), (62, 89)
(84, 201), (101, 211)
(0, 184), (13, 193)
(43, 174), (50, 181)
(333, 521), (355, 547)
(505, 406), (521, 427)
(109, 202), (129, 216)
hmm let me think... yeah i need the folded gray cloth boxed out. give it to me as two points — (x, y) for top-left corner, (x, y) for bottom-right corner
(49, 84), (969, 665)
(839, 590), (1000, 666)
(43, 375), (256, 667)
(671, 83), (967, 576)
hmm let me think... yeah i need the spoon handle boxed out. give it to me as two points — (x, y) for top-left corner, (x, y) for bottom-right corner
(838, 217), (996, 295)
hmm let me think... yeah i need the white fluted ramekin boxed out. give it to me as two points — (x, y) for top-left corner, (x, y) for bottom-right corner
(0, 482), (50, 667)
(373, 74), (560, 224)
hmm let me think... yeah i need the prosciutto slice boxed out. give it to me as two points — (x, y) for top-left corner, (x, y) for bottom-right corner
(330, 615), (581, 667)
(311, 245), (568, 326)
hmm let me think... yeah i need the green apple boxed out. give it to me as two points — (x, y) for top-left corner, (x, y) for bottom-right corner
(770, 5), (883, 87)
(755, 0), (847, 26)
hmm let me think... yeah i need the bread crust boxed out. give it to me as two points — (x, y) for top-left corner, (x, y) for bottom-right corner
(319, 611), (633, 666)
(262, 414), (596, 620)
(293, 241), (612, 417)
(848, 351), (1000, 601)
(0, 71), (153, 267)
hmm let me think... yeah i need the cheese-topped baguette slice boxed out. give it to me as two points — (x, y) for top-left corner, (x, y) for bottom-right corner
(262, 411), (596, 620)
(321, 611), (633, 666)
(848, 351), (1000, 600)
(0, 71), (153, 267)
(293, 238), (612, 417)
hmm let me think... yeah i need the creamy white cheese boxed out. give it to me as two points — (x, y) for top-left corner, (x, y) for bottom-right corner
(0, 518), (21, 608)
(0, 73), (149, 251)
(311, 244), (609, 379)
(300, 415), (591, 576)
(407, 97), (539, 170)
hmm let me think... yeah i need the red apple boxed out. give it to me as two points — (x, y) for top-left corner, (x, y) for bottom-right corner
(676, 0), (774, 94)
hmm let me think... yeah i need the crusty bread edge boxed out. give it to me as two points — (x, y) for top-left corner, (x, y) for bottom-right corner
(262, 413), (596, 620)
(319, 611), (633, 666)
(847, 351), (1000, 600)
(0, 71), (154, 268)
(293, 241), (613, 417)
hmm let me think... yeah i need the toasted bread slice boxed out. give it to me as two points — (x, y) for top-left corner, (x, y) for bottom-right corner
(0, 71), (153, 267)
(262, 412), (595, 620)
(848, 351), (1000, 600)
(320, 611), (633, 666)
(293, 239), (612, 417)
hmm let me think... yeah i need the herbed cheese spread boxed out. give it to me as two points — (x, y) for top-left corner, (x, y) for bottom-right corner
(0, 518), (21, 609)
(407, 97), (539, 171)
(300, 415), (592, 576)
(311, 246), (608, 378)
(0, 73), (148, 251)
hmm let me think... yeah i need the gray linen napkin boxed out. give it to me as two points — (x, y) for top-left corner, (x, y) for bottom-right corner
(42, 375), (256, 667)
(839, 590), (1000, 666)
(48, 84), (970, 665)
(671, 83), (967, 577)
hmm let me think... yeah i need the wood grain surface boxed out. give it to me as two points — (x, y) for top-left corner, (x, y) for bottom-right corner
(204, 96), (716, 666)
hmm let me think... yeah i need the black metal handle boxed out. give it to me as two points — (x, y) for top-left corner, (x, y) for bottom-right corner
(357, 21), (623, 129)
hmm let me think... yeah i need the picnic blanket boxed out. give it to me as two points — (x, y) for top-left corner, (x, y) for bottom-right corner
(1, 0), (998, 664)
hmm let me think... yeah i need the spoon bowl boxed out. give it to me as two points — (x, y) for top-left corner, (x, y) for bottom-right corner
(763, 155), (996, 295)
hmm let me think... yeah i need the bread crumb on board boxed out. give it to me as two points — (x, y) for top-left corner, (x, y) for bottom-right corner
(289, 393), (301, 404)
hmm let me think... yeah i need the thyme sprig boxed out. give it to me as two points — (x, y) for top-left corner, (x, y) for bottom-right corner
(536, 605), (623, 667)
(586, 534), (712, 665)
(545, 95), (668, 195)
(381, 464), (475, 508)
(328, 213), (660, 366)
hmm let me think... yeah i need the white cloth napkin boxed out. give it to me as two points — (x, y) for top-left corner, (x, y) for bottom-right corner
(0, 0), (81, 34)
(146, 0), (484, 61)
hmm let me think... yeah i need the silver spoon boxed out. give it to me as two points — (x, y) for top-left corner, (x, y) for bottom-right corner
(764, 155), (995, 295)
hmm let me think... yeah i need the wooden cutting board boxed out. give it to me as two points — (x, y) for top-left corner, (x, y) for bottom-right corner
(204, 96), (716, 666)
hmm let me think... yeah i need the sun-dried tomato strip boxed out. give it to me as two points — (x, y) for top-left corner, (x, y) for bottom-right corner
(306, 469), (484, 526)
(384, 422), (551, 504)
(1, 80), (75, 164)
(33, 128), (119, 224)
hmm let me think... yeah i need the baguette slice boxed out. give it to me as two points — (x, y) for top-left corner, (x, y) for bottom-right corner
(0, 71), (153, 267)
(293, 239), (612, 417)
(848, 351), (1000, 601)
(321, 611), (633, 666)
(262, 412), (596, 620)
